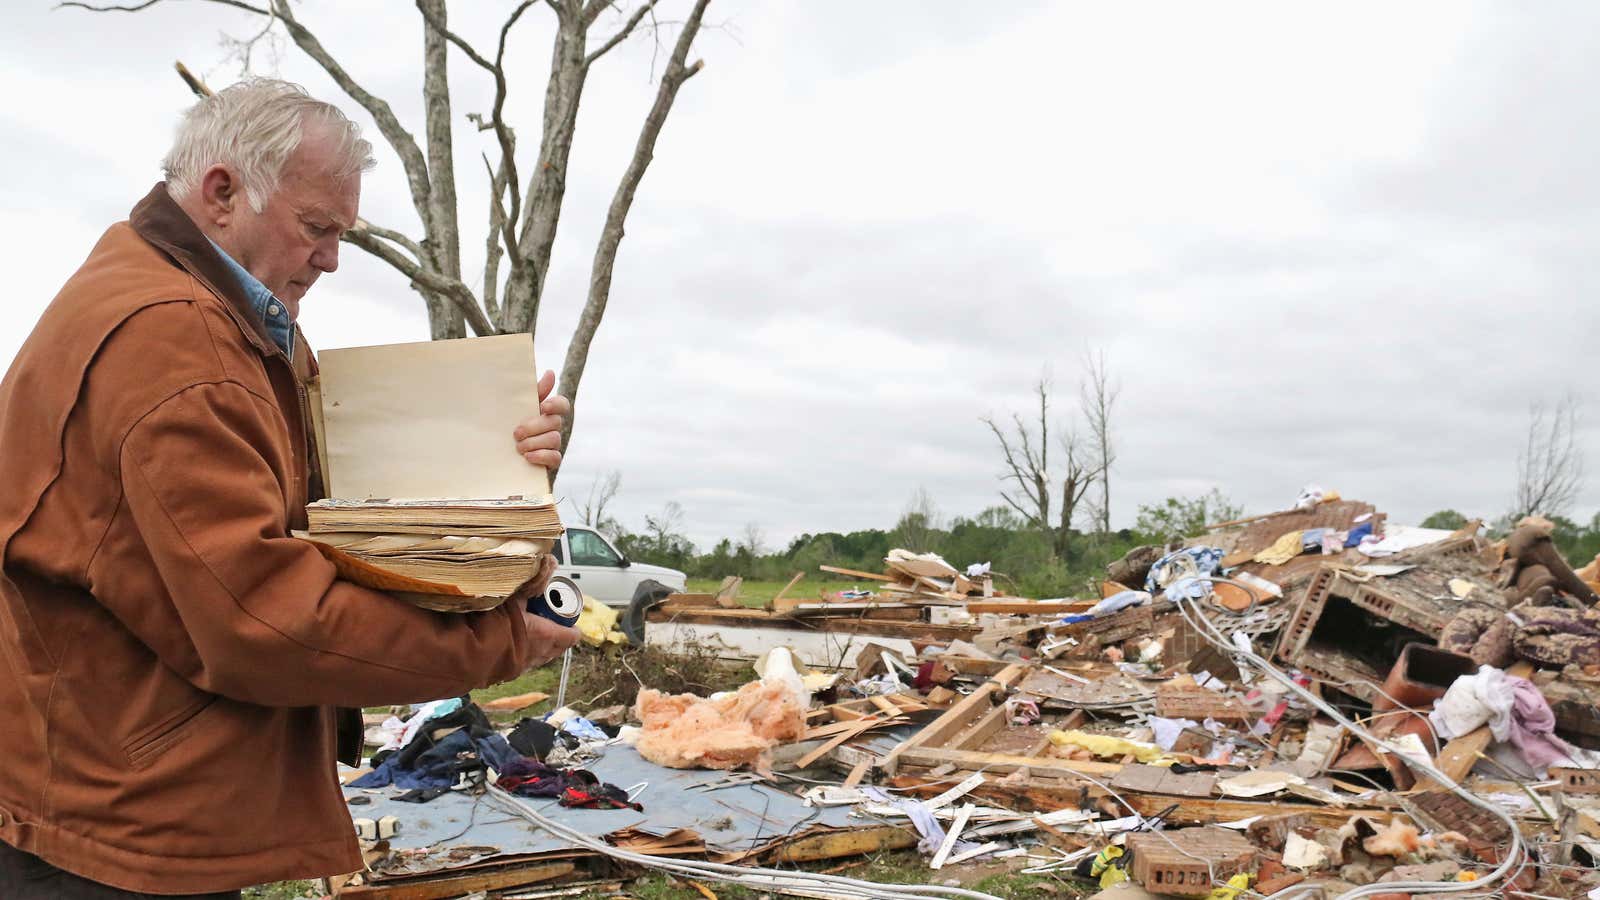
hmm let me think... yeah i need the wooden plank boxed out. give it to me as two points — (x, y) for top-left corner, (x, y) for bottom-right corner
(819, 564), (900, 582)
(900, 747), (1123, 779)
(930, 804), (975, 869)
(796, 717), (892, 769)
(770, 570), (807, 606)
(950, 702), (1011, 752)
(963, 600), (1095, 616)
(764, 824), (918, 863)
(714, 575), (743, 608)
(843, 758), (872, 788)
(879, 663), (1026, 775)
(335, 861), (576, 899)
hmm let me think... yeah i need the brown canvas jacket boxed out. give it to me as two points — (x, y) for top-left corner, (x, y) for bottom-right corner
(0, 184), (538, 893)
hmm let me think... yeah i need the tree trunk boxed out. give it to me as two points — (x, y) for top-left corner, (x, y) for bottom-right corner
(419, 0), (467, 338)
(502, 9), (590, 336)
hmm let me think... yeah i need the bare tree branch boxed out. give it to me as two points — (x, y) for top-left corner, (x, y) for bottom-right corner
(555, 0), (710, 467)
(1514, 395), (1585, 520)
(585, 0), (660, 66)
(344, 225), (495, 337)
(502, 6), (590, 333)
(1081, 349), (1119, 535)
(355, 218), (423, 259)
(262, 1), (437, 245)
(58, 0), (269, 13)
(481, 154), (509, 330)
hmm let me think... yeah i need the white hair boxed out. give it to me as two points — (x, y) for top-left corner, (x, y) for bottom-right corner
(163, 78), (375, 213)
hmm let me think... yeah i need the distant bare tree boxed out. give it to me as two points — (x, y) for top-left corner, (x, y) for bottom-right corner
(983, 376), (1101, 557)
(61, 0), (715, 484)
(738, 522), (765, 557)
(1513, 396), (1584, 520)
(579, 469), (622, 530)
(1080, 350), (1119, 535)
(893, 486), (941, 553)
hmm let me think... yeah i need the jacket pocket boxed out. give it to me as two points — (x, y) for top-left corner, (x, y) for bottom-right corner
(121, 695), (216, 770)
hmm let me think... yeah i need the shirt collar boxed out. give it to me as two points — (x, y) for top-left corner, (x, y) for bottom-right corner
(207, 239), (295, 358)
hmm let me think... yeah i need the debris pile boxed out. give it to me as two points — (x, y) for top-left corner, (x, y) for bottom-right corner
(332, 490), (1600, 900)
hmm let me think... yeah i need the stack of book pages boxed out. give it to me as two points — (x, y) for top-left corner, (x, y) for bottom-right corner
(300, 334), (564, 612)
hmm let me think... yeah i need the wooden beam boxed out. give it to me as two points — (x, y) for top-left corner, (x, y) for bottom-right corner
(770, 570), (807, 606)
(334, 861), (576, 899)
(880, 664), (1026, 775)
(899, 747), (1124, 779)
(764, 824), (918, 863)
(820, 564), (899, 582)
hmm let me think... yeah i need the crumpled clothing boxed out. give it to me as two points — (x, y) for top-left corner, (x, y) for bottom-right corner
(495, 757), (641, 811)
(860, 788), (982, 858)
(352, 729), (479, 791)
(560, 716), (610, 742)
(1429, 665), (1580, 770)
(1254, 531), (1305, 566)
(1086, 590), (1152, 616)
(1163, 576), (1212, 602)
(1145, 547), (1224, 593)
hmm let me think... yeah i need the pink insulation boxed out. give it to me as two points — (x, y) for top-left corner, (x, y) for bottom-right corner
(633, 679), (807, 770)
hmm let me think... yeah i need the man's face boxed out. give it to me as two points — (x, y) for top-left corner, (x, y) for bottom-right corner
(224, 131), (360, 318)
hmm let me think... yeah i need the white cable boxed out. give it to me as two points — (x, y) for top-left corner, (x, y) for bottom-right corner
(485, 786), (1008, 900)
(1174, 581), (1527, 900)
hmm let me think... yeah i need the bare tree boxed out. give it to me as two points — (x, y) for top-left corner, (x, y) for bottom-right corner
(1080, 350), (1119, 535)
(737, 522), (765, 557)
(61, 0), (715, 484)
(579, 469), (621, 529)
(983, 376), (1100, 556)
(893, 487), (941, 553)
(1513, 395), (1584, 520)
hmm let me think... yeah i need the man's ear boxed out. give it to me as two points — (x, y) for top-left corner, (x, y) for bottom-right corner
(197, 164), (240, 227)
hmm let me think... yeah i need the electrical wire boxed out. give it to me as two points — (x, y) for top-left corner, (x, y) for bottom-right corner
(485, 785), (1012, 900)
(1174, 578), (1529, 900)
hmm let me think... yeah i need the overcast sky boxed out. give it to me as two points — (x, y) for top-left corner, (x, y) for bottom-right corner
(5, 2), (1599, 550)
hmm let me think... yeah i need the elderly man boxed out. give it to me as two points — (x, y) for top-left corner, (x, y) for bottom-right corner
(0, 79), (579, 898)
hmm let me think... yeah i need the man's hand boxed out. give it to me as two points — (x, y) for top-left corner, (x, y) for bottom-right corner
(521, 611), (581, 669)
(513, 370), (571, 471)
(509, 555), (580, 668)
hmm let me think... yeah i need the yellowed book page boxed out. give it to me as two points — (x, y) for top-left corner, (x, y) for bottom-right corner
(317, 334), (551, 501)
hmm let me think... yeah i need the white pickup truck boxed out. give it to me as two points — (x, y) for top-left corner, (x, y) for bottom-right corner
(550, 525), (687, 611)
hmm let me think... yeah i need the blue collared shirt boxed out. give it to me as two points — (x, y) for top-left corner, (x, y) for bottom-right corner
(208, 240), (294, 360)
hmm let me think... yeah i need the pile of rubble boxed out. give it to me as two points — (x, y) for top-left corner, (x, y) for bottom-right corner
(334, 491), (1600, 900)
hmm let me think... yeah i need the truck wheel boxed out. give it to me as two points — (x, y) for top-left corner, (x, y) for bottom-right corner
(622, 580), (672, 646)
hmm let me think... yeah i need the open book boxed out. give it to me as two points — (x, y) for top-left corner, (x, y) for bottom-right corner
(300, 334), (564, 612)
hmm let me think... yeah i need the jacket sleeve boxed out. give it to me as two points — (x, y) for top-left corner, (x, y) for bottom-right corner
(95, 379), (536, 708)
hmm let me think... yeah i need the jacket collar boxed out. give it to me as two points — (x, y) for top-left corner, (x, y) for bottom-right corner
(128, 182), (281, 359)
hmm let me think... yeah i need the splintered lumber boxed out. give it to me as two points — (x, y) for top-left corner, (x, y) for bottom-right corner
(962, 599), (1095, 616)
(820, 564), (899, 582)
(714, 575), (743, 608)
(769, 571), (806, 606)
(761, 825), (919, 864)
(333, 861), (577, 899)
(879, 664), (1027, 775)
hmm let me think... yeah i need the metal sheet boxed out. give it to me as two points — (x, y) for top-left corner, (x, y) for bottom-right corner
(343, 745), (861, 869)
